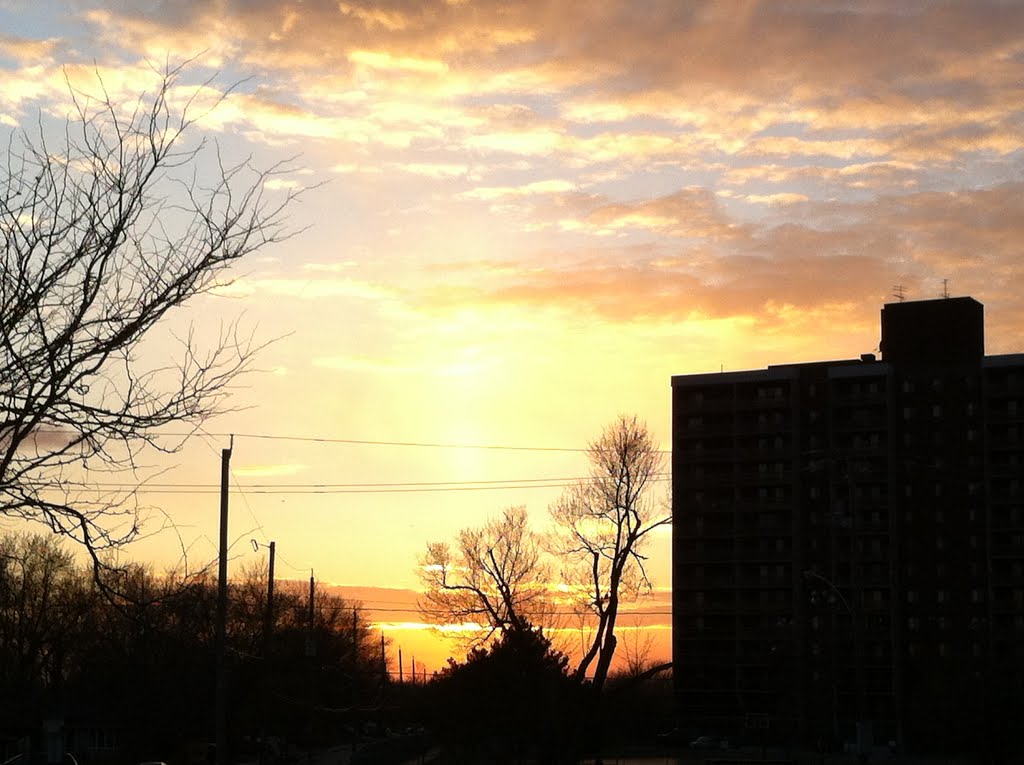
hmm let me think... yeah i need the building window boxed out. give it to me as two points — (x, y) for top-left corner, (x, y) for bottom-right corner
(907, 590), (918, 604)
(932, 404), (943, 418)
(937, 590), (947, 604)
(908, 617), (920, 632)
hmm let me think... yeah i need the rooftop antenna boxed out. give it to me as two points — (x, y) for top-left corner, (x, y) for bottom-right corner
(942, 279), (950, 298)
(892, 284), (906, 302)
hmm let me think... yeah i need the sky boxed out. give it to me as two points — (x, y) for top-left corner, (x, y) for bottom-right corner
(2, 0), (1023, 671)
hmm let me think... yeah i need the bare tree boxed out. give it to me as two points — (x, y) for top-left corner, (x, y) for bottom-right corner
(549, 415), (669, 691)
(419, 505), (550, 644)
(0, 63), (299, 577)
(619, 618), (657, 680)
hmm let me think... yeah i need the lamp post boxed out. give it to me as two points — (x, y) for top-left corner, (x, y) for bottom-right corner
(804, 569), (866, 757)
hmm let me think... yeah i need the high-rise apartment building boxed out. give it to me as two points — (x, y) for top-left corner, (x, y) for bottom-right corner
(670, 297), (1024, 755)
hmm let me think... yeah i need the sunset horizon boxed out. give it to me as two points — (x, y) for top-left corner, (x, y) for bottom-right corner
(2, 4), (1024, 757)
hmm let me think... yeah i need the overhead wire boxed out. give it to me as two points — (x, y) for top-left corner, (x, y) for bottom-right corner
(64, 473), (672, 495)
(114, 428), (673, 455)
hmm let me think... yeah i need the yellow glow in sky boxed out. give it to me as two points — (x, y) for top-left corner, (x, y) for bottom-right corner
(3, 1), (1024, 670)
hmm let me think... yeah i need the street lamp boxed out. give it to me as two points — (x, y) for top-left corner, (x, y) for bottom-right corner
(804, 569), (852, 615)
(803, 569), (866, 757)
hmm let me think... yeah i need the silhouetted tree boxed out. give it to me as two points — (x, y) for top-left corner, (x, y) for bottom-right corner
(0, 63), (298, 577)
(428, 625), (583, 763)
(0, 532), (94, 714)
(419, 505), (550, 644)
(549, 415), (669, 691)
(0, 532), (383, 760)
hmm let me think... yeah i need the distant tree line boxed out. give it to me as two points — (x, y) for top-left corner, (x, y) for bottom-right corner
(0, 532), (382, 763)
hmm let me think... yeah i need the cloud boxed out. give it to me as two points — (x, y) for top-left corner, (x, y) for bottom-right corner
(410, 181), (1024, 332)
(24, 0), (1010, 186)
(5, 0), (1021, 352)
(459, 178), (575, 200)
(0, 34), (58, 64)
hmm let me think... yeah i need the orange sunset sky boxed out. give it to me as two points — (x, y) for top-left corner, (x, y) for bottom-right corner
(2, 0), (1024, 674)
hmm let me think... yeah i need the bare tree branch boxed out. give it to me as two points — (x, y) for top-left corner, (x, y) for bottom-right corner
(0, 63), (301, 589)
(548, 415), (669, 691)
(418, 505), (550, 647)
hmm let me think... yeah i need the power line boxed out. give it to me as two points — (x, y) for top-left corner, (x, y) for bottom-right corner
(36, 427), (672, 455)
(56, 474), (672, 495)
(159, 431), (599, 452)
(83, 473), (670, 489)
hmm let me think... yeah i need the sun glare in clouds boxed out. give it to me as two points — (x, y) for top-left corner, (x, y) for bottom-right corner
(2, 0), (1024, 667)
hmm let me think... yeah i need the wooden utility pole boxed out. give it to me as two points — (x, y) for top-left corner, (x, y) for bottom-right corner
(264, 541), (276, 656)
(305, 570), (315, 657)
(215, 438), (233, 765)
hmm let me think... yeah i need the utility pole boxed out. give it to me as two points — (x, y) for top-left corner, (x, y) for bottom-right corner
(215, 437), (233, 765)
(305, 570), (315, 657)
(399, 647), (404, 684)
(265, 541), (276, 656)
(252, 539), (276, 657)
